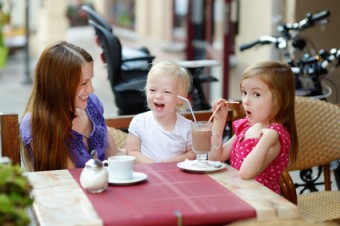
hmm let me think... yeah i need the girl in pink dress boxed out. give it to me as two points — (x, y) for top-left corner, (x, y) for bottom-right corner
(209, 61), (298, 195)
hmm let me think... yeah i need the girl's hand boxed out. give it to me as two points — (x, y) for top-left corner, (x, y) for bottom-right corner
(209, 98), (231, 162)
(211, 98), (229, 121)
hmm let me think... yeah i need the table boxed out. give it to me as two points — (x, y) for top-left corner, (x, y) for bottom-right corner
(25, 162), (299, 226)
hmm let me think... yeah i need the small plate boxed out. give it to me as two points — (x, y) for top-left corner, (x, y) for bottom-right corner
(177, 160), (226, 172)
(108, 172), (148, 185)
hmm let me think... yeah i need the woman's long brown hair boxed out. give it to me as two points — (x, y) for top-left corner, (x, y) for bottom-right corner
(240, 61), (298, 165)
(22, 41), (93, 171)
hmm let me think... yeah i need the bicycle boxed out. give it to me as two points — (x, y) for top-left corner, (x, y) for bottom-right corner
(240, 10), (330, 65)
(239, 10), (331, 97)
(291, 48), (339, 99)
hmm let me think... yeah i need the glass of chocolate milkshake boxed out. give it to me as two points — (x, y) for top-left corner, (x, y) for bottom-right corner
(191, 121), (221, 168)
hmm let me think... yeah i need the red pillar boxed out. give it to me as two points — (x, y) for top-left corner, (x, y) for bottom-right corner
(222, 0), (232, 99)
(185, 0), (194, 60)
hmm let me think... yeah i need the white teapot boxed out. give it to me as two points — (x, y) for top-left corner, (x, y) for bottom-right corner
(80, 150), (108, 193)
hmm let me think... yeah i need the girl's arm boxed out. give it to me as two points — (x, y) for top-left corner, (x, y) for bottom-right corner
(239, 128), (281, 179)
(211, 135), (236, 161)
(105, 132), (120, 158)
(208, 98), (234, 161)
(126, 133), (156, 164)
(161, 145), (196, 163)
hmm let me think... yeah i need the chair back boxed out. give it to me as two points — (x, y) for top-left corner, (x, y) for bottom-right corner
(88, 20), (148, 115)
(88, 20), (122, 86)
(81, 5), (112, 32)
(288, 96), (340, 171)
(84, 9), (155, 69)
(280, 97), (340, 204)
(0, 113), (20, 165)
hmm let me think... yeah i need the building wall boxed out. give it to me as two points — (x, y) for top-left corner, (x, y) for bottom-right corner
(135, 0), (173, 41)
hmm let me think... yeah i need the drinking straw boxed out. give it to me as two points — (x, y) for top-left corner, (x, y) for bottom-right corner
(206, 100), (239, 125)
(177, 95), (196, 122)
(206, 104), (221, 125)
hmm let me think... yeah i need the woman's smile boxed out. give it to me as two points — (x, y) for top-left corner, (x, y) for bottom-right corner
(79, 95), (88, 101)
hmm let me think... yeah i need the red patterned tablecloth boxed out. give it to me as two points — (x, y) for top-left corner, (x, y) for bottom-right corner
(70, 162), (256, 226)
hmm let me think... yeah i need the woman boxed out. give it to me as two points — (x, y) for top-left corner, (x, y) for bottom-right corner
(20, 41), (118, 171)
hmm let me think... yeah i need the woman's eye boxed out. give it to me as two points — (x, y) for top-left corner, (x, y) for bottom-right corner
(254, 93), (261, 97)
(81, 79), (92, 86)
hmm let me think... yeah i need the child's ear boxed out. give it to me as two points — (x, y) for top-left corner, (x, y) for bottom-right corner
(177, 98), (186, 106)
(176, 102), (187, 112)
(176, 94), (188, 110)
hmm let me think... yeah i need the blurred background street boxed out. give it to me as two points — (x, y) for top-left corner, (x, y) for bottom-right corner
(0, 50), (33, 118)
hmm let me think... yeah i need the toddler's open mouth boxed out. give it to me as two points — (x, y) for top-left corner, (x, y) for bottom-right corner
(155, 103), (165, 110)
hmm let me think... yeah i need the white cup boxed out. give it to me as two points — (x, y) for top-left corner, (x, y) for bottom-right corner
(103, 155), (136, 180)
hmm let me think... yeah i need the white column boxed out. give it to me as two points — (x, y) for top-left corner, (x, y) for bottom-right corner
(36, 0), (68, 54)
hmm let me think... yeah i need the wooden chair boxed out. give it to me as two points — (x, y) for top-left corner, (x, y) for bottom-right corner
(280, 96), (340, 223)
(0, 113), (20, 165)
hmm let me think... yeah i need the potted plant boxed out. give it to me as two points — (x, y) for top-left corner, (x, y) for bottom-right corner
(0, 161), (33, 226)
(0, 2), (8, 70)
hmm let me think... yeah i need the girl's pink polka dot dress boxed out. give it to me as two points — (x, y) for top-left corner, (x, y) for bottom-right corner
(230, 118), (291, 194)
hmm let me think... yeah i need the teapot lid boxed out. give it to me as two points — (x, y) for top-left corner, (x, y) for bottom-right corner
(85, 159), (103, 168)
(85, 150), (103, 168)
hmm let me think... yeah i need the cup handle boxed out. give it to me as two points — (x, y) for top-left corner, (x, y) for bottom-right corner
(211, 133), (221, 149)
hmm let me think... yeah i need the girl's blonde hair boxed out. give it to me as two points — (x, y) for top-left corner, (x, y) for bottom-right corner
(145, 60), (192, 97)
(240, 61), (298, 165)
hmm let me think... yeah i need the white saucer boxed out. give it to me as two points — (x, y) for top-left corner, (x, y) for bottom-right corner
(108, 172), (148, 185)
(177, 159), (226, 173)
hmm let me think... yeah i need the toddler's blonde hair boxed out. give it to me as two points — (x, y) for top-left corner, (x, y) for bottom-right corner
(145, 60), (192, 97)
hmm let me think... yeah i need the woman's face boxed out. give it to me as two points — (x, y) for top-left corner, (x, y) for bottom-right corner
(75, 62), (94, 109)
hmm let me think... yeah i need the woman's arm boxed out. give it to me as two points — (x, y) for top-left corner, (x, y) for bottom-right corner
(239, 128), (281, 179)
(126, 133), (156, 164)
(67, 157), (76, 169)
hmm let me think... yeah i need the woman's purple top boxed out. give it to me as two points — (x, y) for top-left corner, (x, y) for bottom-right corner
(20, 94), (108, 168)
